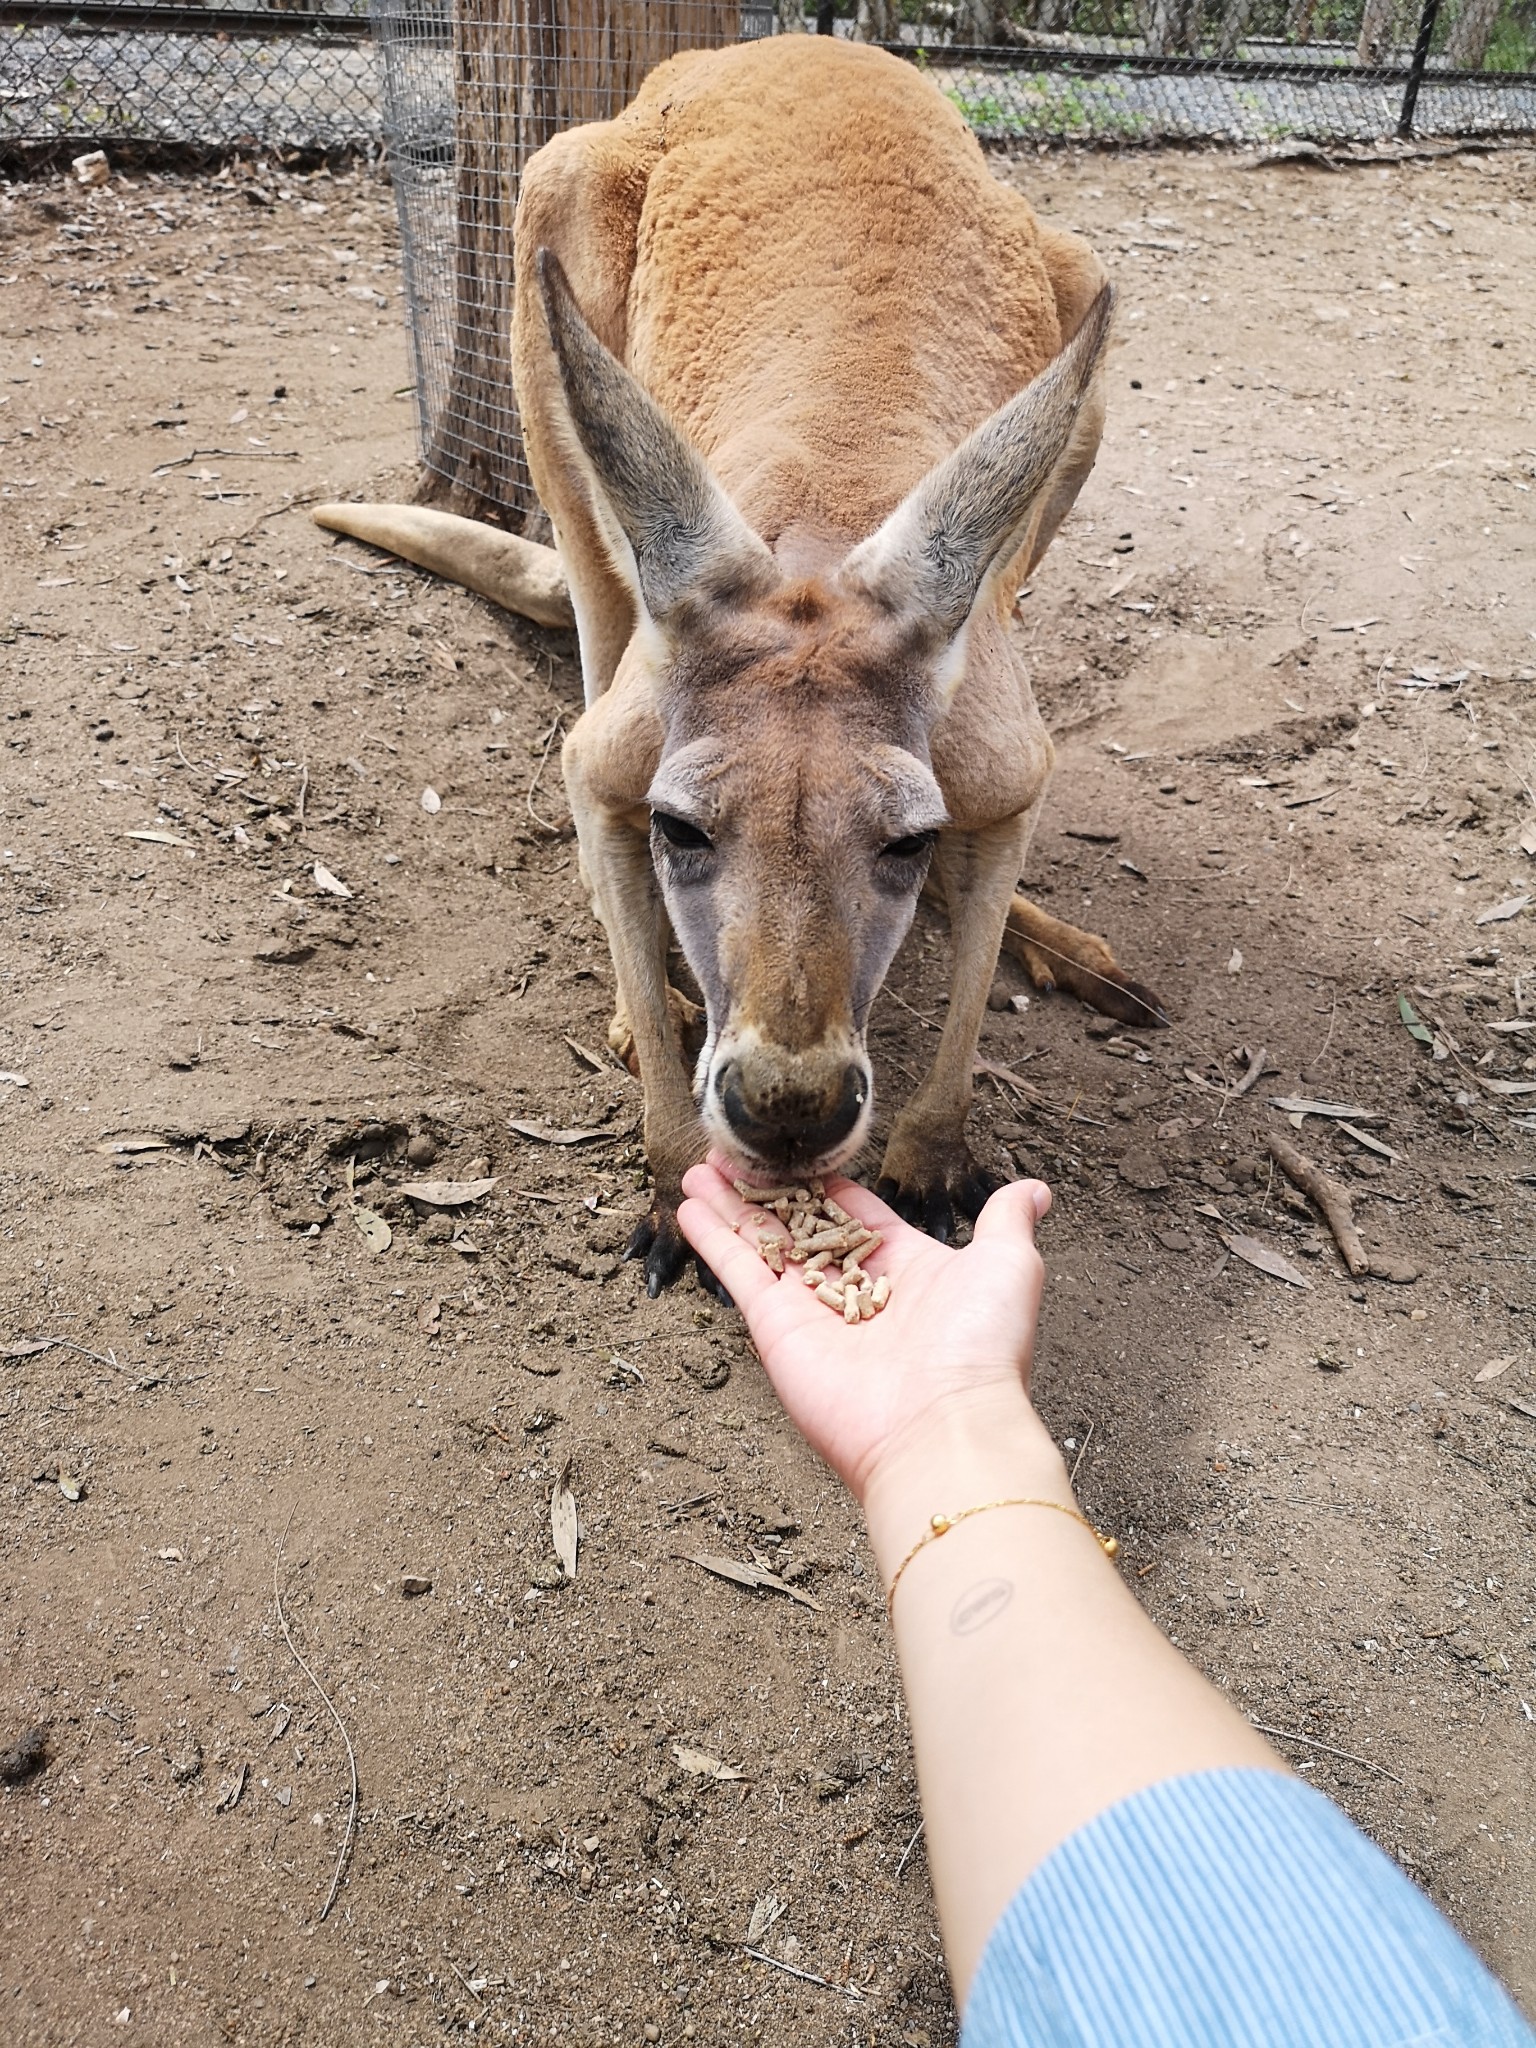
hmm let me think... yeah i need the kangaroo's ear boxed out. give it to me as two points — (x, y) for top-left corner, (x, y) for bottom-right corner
(538, 249), (779, 629)
(838, 283), (1113, 658)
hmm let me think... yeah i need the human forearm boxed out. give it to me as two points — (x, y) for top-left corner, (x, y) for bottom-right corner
(862, 1387), (1280, 2002)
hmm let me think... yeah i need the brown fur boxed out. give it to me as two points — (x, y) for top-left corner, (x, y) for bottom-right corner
(320, 37), (1163, 1291)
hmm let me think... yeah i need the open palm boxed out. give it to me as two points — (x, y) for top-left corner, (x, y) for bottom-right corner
(677, 1159), (1052, 1504)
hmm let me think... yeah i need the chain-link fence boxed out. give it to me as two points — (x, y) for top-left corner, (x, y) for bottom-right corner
(0, 2), (381, 159)
(379, 0), (1533, 520)
(5, 1), (1531, 519)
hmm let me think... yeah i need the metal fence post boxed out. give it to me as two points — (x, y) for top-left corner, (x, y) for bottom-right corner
(1397, 0), (1443, 138)
(816, 3), (836, 29)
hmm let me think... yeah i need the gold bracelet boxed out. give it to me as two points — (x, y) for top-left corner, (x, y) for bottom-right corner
(886, 1497), (1120, 1620)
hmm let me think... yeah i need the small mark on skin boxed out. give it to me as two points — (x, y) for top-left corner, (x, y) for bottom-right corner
(950, 1578), (1015, 1636)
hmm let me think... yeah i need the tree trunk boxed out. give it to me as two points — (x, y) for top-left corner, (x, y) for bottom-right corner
(854, 0), (899, 40)
(418, 0), (738, 527)
(1444, 0), (1502, 67)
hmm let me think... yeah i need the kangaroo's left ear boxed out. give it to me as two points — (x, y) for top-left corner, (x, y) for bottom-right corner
(538, 249), (781, 632)
(836, 283), (1114, 677)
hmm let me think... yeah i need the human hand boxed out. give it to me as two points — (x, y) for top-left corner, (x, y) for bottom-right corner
(677, 1159), (1055, 1505)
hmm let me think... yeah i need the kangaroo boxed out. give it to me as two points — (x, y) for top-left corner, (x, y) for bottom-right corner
(315, 34), (1163, 1295)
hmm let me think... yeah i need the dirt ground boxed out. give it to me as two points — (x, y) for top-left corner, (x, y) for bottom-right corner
(2, 135), (1534, 2047)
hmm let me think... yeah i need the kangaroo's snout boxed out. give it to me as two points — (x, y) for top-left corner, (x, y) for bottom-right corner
(710, 1042), (871, 1176)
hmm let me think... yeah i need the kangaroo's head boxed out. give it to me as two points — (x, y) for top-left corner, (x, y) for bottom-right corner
(540, 251), (1111, 1183)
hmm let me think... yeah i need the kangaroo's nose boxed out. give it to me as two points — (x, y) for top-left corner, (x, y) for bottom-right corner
(716, 1058), (868, 1167)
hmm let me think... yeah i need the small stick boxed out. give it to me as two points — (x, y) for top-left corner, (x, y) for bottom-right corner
(1267, 1132), (1369, 1277)
(526, 715), (566, 834)
(895, 1819), (925, 1879)
(1250, 1718), (1404, 1785)
(1228, 1044), (1267, 1101)
(1068, 1420), (1094, 1486)
(3, 1334), (122, 1370)
(739, 1947), (862, 2000)
(273, 1508), (359, 1922)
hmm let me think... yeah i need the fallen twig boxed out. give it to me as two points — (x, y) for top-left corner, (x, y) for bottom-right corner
(273, 1508), (359, 1922)
(1267, 1132), (1368, 1277)
(739, 1947), (861, 2000)
(895, 1819), (925, 1879)
(1250, 1718), (1404, 1785)
(526, 715), (567, 835)
(1229, 1044), (1267, 1101)
(3, 1334), (121, 1369)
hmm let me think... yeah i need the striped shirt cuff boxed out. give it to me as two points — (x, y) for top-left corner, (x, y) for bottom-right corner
(963, 1767), (1533, 2048)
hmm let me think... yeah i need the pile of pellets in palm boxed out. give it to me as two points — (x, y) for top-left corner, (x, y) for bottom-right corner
(732, 1179), (891, 1321)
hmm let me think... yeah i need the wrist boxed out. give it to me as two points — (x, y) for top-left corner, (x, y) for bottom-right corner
(860, 1384), (1071, 1581)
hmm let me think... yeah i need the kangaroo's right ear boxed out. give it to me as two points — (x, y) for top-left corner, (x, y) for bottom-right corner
(838, 283), (1113, 687)
(538, 250), (779, 631)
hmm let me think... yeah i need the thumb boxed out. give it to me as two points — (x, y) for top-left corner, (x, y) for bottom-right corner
(969, 1177), (1051, 1249)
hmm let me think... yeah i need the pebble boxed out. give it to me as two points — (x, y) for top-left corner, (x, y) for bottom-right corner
(401, 1574), (433, 1597)
(1118, 1147), (1170, 1192)
(406, 1131), (438, 1169)
(169, 1738), (203, 1785)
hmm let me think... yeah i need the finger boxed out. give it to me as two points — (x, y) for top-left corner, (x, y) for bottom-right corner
(969, 1176), (1052, 1249)
(683, 1159), (754, 1224)
(676, 1194), (782, 1308)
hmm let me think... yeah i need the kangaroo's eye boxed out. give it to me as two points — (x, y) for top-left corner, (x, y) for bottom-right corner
(881, 830), (937, 862)
(652, 811), (713, 852)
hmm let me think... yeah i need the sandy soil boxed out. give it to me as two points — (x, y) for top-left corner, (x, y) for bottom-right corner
(2, 140), (1534, 2046)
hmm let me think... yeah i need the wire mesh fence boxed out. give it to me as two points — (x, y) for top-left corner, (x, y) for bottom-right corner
(378, 0), (1533, 520)
(0, 3), (381, 159)
(4, 0), (1531, 520)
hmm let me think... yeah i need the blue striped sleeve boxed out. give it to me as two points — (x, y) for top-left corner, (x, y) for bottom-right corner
(962, 1768), (1533, 2048)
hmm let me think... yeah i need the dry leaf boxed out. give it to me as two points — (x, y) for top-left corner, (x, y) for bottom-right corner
(123, 829), (192, 849)
(214, 1762), (248, 1814)
(3, 1338), (54, 1359)
(95, 1136), (171, 1155)
(1337, 1121), (1399, 1161)
(313, 861), (353, 899)
(1268, 1096), (1376, 1120)
(1220, 1232), (1311, 1289)
(507, 1120), (616, 1146)
(1475, 1356), (1516, 1383)
(417, 1297), (441, 1338)
(672, 1744), (744, 1782)
(1481, 1079), (1536, 1097)
(0, 1070), (28, 1087)
(397, 1177), (497, 1206)
(746, 1894), (786, 1944)
(683, 1551), (822, 1613)
(420, 786), (441, 814)
(57, 1473), (83, 1501)
(1518, 821), (1536, 858)
(551, 1461), (578, 1580)
(1475, 895), (1529, 926)
(350, 1205), (392, 1254)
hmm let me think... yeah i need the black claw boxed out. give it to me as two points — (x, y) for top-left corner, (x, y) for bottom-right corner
(624, 1215), (656, 1263)
(645, 1225), (690, 1297)
(922, 1188), (956, 1244)
(954, 1167), (1001, 1222)
(1122, 978), (1170, 1030)
(876, 1177), (924, 1229)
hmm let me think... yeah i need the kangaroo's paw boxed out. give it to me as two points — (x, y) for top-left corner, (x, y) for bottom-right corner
(624, 1194), (732, 1305)
(607, 986), (707, 1080)
(875, 1123), (1004, 1246)
(1001, 893), (1167, 1029)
